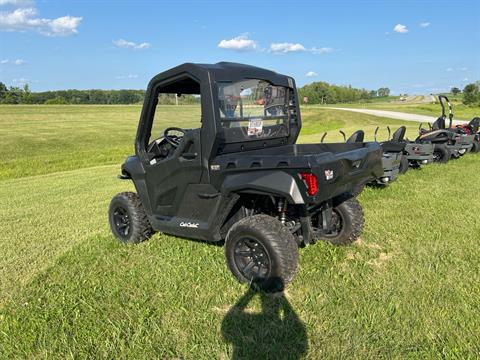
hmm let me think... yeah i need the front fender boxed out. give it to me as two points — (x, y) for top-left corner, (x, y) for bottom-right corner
(221, 171), (305, 204)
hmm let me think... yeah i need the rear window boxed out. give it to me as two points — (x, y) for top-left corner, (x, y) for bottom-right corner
(218, 79), (289, 143)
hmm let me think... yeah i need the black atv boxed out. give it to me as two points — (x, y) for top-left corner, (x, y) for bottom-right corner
(108, 62), (383, 291)
(416, 95), (474, 162)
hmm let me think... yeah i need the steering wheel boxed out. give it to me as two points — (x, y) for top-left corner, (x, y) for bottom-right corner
(163, 127), (186, 148)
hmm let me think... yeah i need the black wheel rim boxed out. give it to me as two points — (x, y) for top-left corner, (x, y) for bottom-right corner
(233, 237), (271, 281)
(433, 151), (442, 161)
(113, 206), (131, 238)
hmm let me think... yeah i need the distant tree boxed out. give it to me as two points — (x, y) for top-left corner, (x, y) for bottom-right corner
(3, 86), (22, 104)
(0, 82), (7, 101)
(451, 87), (461, 95)
(21, 84), (34, 104)
(45, 96), (67, 104)
(369, 90), (378, 98)
(463, 83), (480, 105)
(377, 87), (390, 97)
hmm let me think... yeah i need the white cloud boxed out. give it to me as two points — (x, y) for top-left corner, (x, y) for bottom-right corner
(12, 77), (29, 84)
(305, 71), (318, 77)
(420, 22), (430, 28)
(113, 38), (151, 50)
(0, 0), (33, 5)
(270, 42), (306, 53)
(269, 42), (335, 54)
(218, 34), (257, 51)
(393, 24), (408, 33)
(446, 67), (453, 72)
(311, 47), (334, 54)
(116, 74), (139, 79)
(0, 3), (82, 36)
(0, 58), (26, 65)
(463, 78), (469, 82)
(460, 67), (468, 71)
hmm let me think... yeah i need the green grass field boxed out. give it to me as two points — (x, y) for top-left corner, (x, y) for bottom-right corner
(1, 105), (479, 358)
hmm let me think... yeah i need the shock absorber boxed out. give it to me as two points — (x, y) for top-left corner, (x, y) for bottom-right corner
(277, 198), (288, 224)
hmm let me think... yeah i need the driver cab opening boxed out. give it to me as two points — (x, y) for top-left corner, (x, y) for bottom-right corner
(146, 77), (202, 164)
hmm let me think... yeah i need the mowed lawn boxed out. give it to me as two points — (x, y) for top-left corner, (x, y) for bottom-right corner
(0, 105), (479, 358)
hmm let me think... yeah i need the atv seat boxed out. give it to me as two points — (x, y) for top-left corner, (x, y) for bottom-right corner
(346, 130), (364, 143)
(432, 117), (445, 130)
(381, 141), (406, 152)
(468, 117), (480, 133)
(416, 129), (449, 143)
(392, 126), (406, 142)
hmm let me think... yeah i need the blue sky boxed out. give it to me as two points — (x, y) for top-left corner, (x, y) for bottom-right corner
(1, 0), (479, 94)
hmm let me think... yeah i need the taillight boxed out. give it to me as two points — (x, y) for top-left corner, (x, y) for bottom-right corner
(299, 172), (318, 196)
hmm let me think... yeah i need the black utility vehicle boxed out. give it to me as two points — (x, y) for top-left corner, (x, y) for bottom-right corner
(108, 62), (383, 291)
(416, 95), (474, 162)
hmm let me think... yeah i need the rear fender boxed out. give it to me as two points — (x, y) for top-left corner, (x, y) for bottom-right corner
(221, 171), (305, 204)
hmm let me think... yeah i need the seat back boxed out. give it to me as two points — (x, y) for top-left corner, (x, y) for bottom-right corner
(392, 126), (406, 142)
(346, 130), (365, 143)
(432, 117), (445, 130)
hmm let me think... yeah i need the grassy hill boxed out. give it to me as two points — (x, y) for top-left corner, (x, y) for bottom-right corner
(0, 105), (479, 358)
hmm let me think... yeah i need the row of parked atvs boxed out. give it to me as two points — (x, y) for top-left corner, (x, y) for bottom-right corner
(322, 96), (480, 194)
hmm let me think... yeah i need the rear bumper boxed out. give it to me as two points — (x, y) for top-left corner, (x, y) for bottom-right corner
(304, 143), (384, 204)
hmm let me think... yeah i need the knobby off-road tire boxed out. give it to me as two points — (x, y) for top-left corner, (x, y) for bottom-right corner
(399, 155), (409, 174)
(225, 214), (299, 292)
(316, 195), (364, 246)
(432, 144), (451, 164)
(109, 192), (155, 244)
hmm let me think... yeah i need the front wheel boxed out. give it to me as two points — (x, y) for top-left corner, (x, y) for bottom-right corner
(313, 195), (364, 246)
(432, 144), (451, 163)
(399, 155), (409, 174)
(108, 192), (155, 243)
(225, 214), (299, 292)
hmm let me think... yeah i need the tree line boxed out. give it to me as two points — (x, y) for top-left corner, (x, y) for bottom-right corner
(297, 82), (390, 104)
(0, 82), (197, 105)
(2, 80), (478, 106)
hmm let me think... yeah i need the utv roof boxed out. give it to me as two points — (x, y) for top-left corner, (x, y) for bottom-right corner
(148, 62), (294, 94)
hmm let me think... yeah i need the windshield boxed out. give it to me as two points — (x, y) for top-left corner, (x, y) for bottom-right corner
(218, 79), (289, 143)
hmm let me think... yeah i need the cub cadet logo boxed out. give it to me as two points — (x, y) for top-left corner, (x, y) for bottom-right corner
(180, 222), (199, 228)
(324, 169), (334, 180)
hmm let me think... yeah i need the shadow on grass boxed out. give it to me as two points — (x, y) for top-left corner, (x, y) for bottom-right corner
(221, 285), (308, 359)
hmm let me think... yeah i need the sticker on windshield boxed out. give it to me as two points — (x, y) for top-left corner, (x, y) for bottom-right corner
(247, 118), (263, 136)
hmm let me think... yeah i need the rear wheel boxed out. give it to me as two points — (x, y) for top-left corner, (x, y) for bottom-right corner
(108, 192), (154, 243)
(432, 144), (451, 163)
(471, 141), (479, 153)
(313, 195), (364, 246)
(225, 214), (298, 292)
(399, 155), (409, 174)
